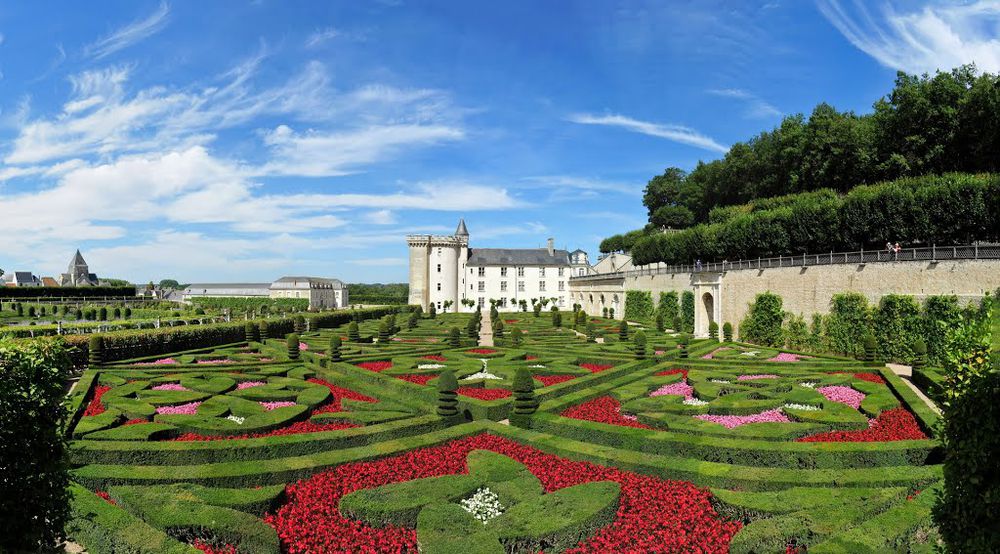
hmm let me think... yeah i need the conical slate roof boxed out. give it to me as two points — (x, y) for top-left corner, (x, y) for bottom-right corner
(455, 218), (469, 237)
(71, 249), (87, 267)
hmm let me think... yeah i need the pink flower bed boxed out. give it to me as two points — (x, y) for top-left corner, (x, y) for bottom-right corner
(237, 381), (266, 390)
(196, 359), (233, 365)
(260, 401), (297, 411)
(767, 352), (810, 362)
(737, 374), (779, 381)
(151, 383), (189, 391)
(654, 350), (666, 356)
(155, 402), (202, 415)
(695, 408), (790, 429)
(817, 385), (865, 409)
(299, 342), (309, 351)
(650, 382), (694, 399)
(134, 358), (178, 366)
(701, 347), (731, 360)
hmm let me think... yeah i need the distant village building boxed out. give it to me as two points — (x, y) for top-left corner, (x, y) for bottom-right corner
(3, 271), (42, 287)
(61, 250), (99, 286)
(182, 277), (349, 309)
(407, 219), (591, 312)
(41, 277), (60, 287)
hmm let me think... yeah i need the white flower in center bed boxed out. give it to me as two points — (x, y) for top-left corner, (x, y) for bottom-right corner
(464, 371), (502, 380)
(418, 363), (446, 369)
(799, 382), (817, 388)
(740, 350), (760, 357)
(784, 403), (820, 411)
(528, 364), (546, 369)
(226, 414), (245, 425)
(709, 379), (731, 384)
(683, 397), (709, 406)
(460, 487), (504, 524)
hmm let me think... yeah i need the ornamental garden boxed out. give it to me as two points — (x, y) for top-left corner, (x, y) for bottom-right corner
(5, 297), (985, 554)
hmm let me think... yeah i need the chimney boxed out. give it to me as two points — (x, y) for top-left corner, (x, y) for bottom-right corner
(547, 238), (554, 256)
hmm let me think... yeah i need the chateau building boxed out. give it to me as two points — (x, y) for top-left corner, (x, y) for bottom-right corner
(61, 250), (100, 286)
(182, 276), (349, 309)
(407, 219), (590, 312)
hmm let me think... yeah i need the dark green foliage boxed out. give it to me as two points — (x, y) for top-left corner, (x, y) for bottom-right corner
(0, 285), (136, 299)
(294, 315), (306, 334)
(88, 335), (104, 366)
(574, 310), (585, 330)
(493, 318), (505, 339)
(681, 291), (695, 332)
(436, 370), (459, 418)
(258, 320), (270, 340)
(552, 310), (562, 328)
(585, 322), (596, 343)
(633, 330), (647, 360)
(113, 307), (121, 319)
(347, 283), (409, 305)
(708, 321), (719, 341)
(783, 314), (808, 350)
(922, 295), (962, 366)
(826, 292), (872, 356)
(0, 338), (71, 551)
(808, 313), (824, 351)
(655, 312), (665, 332)
(602, 307), (608, 318)
(510, 327), (523, 347)
(124, 307), (132, 319)
(193, 307), (205, 316)
(624, 290), (654, 321)
(28, 305), (36, 318)
(658, 291), (680, 325)
(466, 315), (479, 339)
(740, 292), (785, 347)
(448, 327), (462, 348)
(723, 321), (733, 342)
(618, 320), (628, 341)
(428, 303), (437, 319)
(244, 322), (258, 343)
(608, 308), (614, 319)
(286, 333), (300, 360)
(192, 297), (308, 312)
(99, 307), (108, 321)
(673, 315), (682, 333)
(679, 336), (689, 359)
(911, 339), (927, 369)
(934, 306), (998, 552)
(873, 294), (922, 362)
(533, 303), (542, 317)
(407, 312), (418, 330)
(348, 321), (361, 342)
(862, 334), (877, 362)
(329, 335), (342, 362)
(512, 368), (537, 417)
(378, 318), (391, 343)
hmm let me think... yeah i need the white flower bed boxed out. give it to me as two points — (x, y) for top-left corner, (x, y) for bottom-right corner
(460, 487), (504, 524)
(739, 350), (760, 357)
(528, 364), (546, 369)
(784, 403), (820, 411)
(683, 397), (709, 406)
(417, 363), (446, 369)
(465, 371), (502, 380)
(799, 382), (817, 388)
(709, 379), (731, 384)
(226, 414), (245, 425)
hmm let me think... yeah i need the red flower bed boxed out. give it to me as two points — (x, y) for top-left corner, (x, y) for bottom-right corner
(395, 374), (436, 386)
(356, 361), (393, 372)
(83, 385), (112, 417)
(455, 387), (512, 401)
(308, 379), (377, 414)
(421, 355), (447, 362)
(466, 348), (497, 355)
(525, 355), (538, 361)
(192, 540), (237, 554)
(562, 396), (653, 430)
(535, 374), (577, 387)
(122, 418), (148, 426)
(95, 490), (116, 505)
(656, 368), (689, 379)
(797, 407), (927, 442)
(830, 371), (886, 384)
(504, 319), (519, 324)
(265, 434), (740, 553)
(579, 363), (613, 373)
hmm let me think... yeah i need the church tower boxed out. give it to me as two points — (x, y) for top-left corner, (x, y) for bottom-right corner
(407, 219), (469, 312)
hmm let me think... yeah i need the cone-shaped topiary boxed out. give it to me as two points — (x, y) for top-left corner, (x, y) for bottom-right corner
(586, 322), (596, 343)
(553, 311), (562, 328)
(287, 333), (300, 360)
(679, 335), (689, 359)
(533, 303), (542, 317)
(378, 318), (391, 343)
(449, 327), (462, 347)
(466, 317), (479, 339)
(655, 312), (665, 332)
(294, 315), (306, 334)
(329, 335), (343, 362)
(88, 335), (104, 366)
(429, 303), (437, 319)
(510, 368), (537, 429)
(245, 322), (258, 343)
(618, 319), (628, 341)
(407, 312), (418, 329)
(723, 322), (733, 342)
(493, 319), (504, 339)
(510, 327), (523, 347)
(912, 339), (927, 369)
(709, 321), (719, 341)
(258, 320), (270, 340)
(436, 370), (459, 418)
(862, 333), (877, 362)
(634, 330), (647, 360)
(576, 310), (586, 330)
(348, 321), (360, 342)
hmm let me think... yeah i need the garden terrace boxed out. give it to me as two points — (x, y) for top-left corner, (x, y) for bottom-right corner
(63, 311), (945, 553)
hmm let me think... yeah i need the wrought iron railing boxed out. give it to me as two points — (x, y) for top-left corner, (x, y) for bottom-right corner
(570, 244), (1000, 282)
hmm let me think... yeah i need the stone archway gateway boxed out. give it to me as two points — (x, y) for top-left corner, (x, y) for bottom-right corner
(692, 272), (722, 338)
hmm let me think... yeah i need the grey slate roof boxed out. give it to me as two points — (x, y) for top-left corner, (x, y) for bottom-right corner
(184, 284), (271, 297)
(467, 248), (571, 267)
(71, 249), (87, 267)
(270, 276), (345, 289)
(455, 218), (469, 236)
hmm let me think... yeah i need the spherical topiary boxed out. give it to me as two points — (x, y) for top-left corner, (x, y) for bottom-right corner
(608, 308), (615, 319)
(348, 321), (360, 342)
(436, 370), (459, 418)
(912, 339), (927, 369)
(602, 307), (609, 318)
(294, 315), (306, 334)
(449, 327), (462, 348)
(329, 335), (343, 362)
(618, 320), (629, 341)
(88, 335), (104, 366)
(723, 322), (733, 342)
(862, 333), (877, 362)
(634, 330), (647, 360)
(709, 321), (719, 341)
(287, 333), (300, 360)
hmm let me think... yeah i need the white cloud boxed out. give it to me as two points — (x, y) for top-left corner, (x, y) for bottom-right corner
(818, 0), (1000, 74)
(84, 1), (171, 59)
(521, 175), (640, 197)
(305, 27), (340, 48)
(364, 209), (397, 225)
(707, 88), (782, 118)
(473, 222), (549, 240)
(567, 113), (728, 153)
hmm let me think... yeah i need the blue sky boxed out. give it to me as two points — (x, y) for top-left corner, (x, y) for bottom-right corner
(0, 1), (997, 284)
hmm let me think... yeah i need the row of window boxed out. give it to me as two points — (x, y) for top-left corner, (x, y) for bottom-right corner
(471, 280), (565, 292)
(478, 297), (565, 308)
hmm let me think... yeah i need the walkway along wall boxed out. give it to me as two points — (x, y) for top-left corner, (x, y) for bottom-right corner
(569, 257), (1000, 338)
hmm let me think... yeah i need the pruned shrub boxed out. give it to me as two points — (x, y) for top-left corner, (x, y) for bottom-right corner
(287, 333), (300, 360)
(679, 335), (689, 359)
(740, 292), (785, 347)
(436, 370), (459, 419)
(88, 335), (104, 367)
(510, 327), (523, 347)
(511, 368), (537, 428)
(655, 312), (665, 332)
(618, 320), (628, 341)
(634, 330), (647, 360)
(294, 315), (306, 334)
(428, 303), (437, 319)
(911, 339), (927, 369)
(862, 333), (877, 362)
(586, 322), (596, 343)
(244, 322), (258, 343)
(722, 321), (733, 342)
(348, 321), (360, 342)
(681, 291), (695, 332)
(258, 320), (270, 340)
(708, 321), (719, 341)
(448, 327), (462, 348)
(329, 335), (343, 362)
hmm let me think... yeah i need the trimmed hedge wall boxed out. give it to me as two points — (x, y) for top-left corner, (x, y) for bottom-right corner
(0, 286), (137, 299)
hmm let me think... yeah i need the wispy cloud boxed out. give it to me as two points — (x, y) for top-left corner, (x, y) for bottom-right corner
(817, 0), (1000, 74)
(84, 1), (171, 59)
(707, 88), (782, 118)
(567, 113), (728, 153)
(305, 27), (340, 48)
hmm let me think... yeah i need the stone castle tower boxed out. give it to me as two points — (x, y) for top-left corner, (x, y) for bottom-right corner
(407, 219), (469, 312)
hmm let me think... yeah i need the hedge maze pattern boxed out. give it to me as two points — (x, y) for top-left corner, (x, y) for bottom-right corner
(65, 311), (944, 553)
